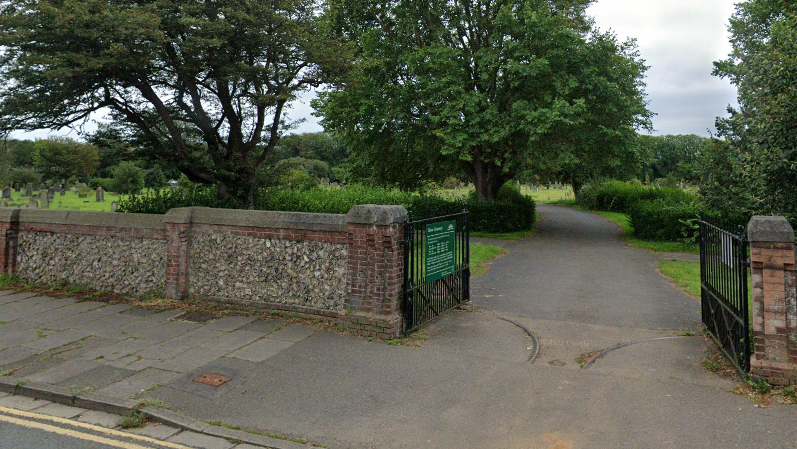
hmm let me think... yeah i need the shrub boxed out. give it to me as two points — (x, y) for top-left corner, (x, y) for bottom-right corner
(576, 180), (696, 213)
(118, 184), (235, 214)
(111, 162), (145, 195)
(89, 178), (114, 191)
(629, 198), (702, 242)
(467, 198), (536, 233)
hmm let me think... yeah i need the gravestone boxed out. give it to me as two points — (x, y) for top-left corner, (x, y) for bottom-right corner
(48, 190), (54, 200)
(39, 190), (49, 209)
(2, 187), (9, 199)
(60, 188), (66, 196)
(28, 199), (38, 209)
(24, 183), (32, 197)
(0, 199), (7, 208)
(111, 201), (118, 212)
(96, 187), (105, 202)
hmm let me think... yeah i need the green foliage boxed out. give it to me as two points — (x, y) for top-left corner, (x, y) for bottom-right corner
(629, 198), (701, 242)
(111, 162), (145, 194)
(31, 137), (99, 182)
(89, 178), (114, 192)
(317, 0), (651, 200)
(117, 184), (235, 214)
(144, 167), (167, 189)
(576, 180), (695, 214)
(118, 183), (535, 232)
(279, 170), (320, 190)
(0, 0), (350, 208)
(637, 134), (712, 183)
(711, 1), (797, 227)
(8, 167), (41, 188)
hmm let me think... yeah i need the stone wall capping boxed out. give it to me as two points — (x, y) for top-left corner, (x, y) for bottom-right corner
(346, 204), (408, 226)
(0, 208), (21, 223)
(19, 209), (164, 230)
(748, 215), (796, 243)
(166, 206), (348, 232)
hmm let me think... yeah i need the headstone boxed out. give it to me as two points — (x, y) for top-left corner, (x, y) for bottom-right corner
(111, 201), (118, 212)
(96, 187), (105, 202)
(0, 199), (7, 208)
(78, 193), (87, 199)
(60, 188), (66, 196)
(28, 199), (38, 209)
(48, 190), (54, 200)
(39, 190), (49, 209)
(24, 183), (32, 197)
(2, 187), (9, 199)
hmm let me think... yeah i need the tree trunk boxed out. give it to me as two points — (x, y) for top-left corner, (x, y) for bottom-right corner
(571, 178), (583, 197)
(469, 160), (508, 201)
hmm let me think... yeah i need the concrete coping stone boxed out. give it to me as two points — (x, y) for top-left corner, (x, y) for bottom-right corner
(16, 209), (165, 230)
(346, 204), (408, 225)
(165, 207), (347, 232)
(748, 215), (796, 243)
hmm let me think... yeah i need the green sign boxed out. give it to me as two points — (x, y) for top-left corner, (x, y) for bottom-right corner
(426, 220), (456, 282)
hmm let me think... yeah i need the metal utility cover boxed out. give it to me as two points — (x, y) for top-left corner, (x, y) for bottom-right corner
(192, 373), (230, 387)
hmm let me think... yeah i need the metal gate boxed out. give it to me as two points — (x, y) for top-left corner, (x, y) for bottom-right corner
(699, 219), (750, 374)
(403, 209), (470, 335)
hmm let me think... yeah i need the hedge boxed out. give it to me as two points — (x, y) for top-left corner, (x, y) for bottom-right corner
(118, 183), (536, 233)
(628, 198), (701, 242)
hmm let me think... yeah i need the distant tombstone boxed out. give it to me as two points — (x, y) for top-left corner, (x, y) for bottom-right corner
(96, 187), (105, 202)
(27, 199), (38, 209)
(0, 199), (7, 208)
(24, 183), (32, 197)
(78, 193), (87, 198)
(48, 190), (54, 200)
(39, 190), (49, 209)
(2, 187), (9, 199)
(331, 182), (340, 187)
(111, 201), (118, 212)
(60, 188), (66, 196)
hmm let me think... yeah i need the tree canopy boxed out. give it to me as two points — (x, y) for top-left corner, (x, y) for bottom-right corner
(711, 0), (797, 224)
(0, 0), (350, 207)
(315, 0), (652, 199)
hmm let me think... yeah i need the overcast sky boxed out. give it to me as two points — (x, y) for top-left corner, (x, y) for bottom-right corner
(12, 0), (740, 140)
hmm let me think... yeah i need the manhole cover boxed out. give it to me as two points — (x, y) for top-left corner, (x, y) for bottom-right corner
(192, 373), (230, 387)
(548, 360), (566, 367)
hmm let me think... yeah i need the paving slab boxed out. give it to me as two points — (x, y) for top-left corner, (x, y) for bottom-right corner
(127, 320), (203, 344)
(168, 430), (236, 449)
(203, 330), (263, 353)
(75, 409), (125, 428)
(127, 422), (182, 440)
(57, 365), (137, 392)
(0, 298), (71, 322)
(20, 300), (106, 324)
(227, 338), (294, 363)
(33, 402), (86, 418)
(46, 303), (132, 329)
(96, 367), (182, 399)
(154, 345), (232, 373)
(164, 357), (261, 400)
(266, 324), (316, 343)
(22, 328), (93, 351)
(0, 395), (50, 411)
(24, 358), (103, 384)
(76, 314), (144, 337)
(0, 292), (38, 305)
(204, 316), (257, 332)
(0, 326), (42, 348)
(80, 338), (156, 362)
(238, 319), (284, 335)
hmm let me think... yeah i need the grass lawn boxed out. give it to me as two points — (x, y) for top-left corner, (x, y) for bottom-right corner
(583, 209), (699, 254)
(659, 260), (701, 297)
(471, 228), (535, 241)
(524, 185), (574, 203)
(470, 243), (507, 278)
(3, 188), (122, 212)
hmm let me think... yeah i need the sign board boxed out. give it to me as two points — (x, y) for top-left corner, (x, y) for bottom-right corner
(425, 220), (456, 282)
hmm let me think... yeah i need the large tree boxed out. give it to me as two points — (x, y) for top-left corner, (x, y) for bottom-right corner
(0, 0), (349, 207)
(711, 0), (797, 224)
(33, 137), (100, 181)
(316, 0), (651, 199)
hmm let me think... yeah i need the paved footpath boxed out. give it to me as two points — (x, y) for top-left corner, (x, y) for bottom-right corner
(0, 203), (796, 448)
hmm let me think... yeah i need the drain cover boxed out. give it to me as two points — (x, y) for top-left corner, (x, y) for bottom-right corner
(192, 373), (230, 387)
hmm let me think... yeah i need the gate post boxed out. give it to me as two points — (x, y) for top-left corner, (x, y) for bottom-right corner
(748, 216), (797, 385)
(342, 205), (407, 339)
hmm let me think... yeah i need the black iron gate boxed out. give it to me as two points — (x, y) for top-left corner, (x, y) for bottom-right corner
(403, 209), (470, 335)
(699, 219), (750, 374)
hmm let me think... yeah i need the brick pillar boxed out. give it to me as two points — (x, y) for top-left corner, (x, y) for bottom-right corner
(163, 208), (194, 299)
(343, 205), (407, 338)
(748, 216), (797, 385)
(0, 209), (19, 274)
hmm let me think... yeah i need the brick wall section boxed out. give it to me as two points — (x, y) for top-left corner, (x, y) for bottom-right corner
(748, 216), (797, 386)
(0, 209), (19, 273)
(342, 205), (407, 338)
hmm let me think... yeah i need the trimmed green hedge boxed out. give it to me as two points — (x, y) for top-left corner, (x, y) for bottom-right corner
(629, 198), (701, 242)
(576, 180), (695, 213)
(118, 183), (536, 233)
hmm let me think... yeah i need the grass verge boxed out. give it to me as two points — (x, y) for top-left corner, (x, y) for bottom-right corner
(470, 243), (507, 278)
(659, 260), (701, 297)
(582, 209), (699, 254)
(471, 229), (535, 241)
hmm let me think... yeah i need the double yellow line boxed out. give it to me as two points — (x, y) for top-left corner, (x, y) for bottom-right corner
(0, 405), (192, 449)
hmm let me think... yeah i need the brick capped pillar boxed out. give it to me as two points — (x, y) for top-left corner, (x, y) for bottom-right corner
(748, 216), (797, 385)
(342, 205), (407, 338)
(0, 209), (20, 274)
(163, 208), (194, 299)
